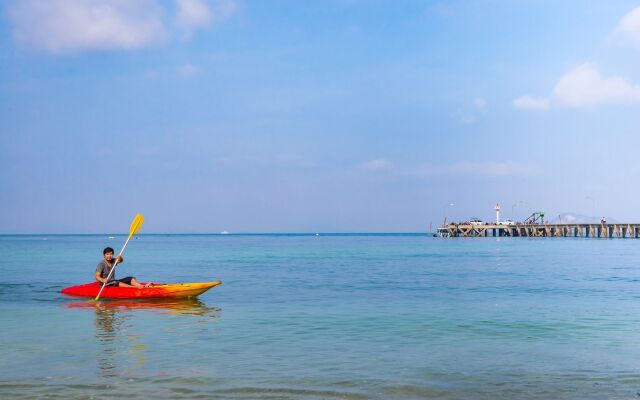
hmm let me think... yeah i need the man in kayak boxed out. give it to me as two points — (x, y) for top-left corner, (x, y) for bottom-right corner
(95, 247), (147, 287)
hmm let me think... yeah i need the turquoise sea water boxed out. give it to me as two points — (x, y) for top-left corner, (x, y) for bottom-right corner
(2, 234), (640, 399)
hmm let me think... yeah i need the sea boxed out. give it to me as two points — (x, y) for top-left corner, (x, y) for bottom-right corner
(1, 233), (640, 399)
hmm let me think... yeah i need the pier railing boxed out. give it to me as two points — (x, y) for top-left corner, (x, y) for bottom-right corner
(437, 223), (640, 238)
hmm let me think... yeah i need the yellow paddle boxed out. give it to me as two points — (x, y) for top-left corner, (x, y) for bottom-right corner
(93, 213), (145, 301)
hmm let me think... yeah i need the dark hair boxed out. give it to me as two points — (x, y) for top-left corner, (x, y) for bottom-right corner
(103, 247), (115, 255)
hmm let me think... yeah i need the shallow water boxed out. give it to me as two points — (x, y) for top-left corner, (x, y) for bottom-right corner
(1, 234), (640, 399)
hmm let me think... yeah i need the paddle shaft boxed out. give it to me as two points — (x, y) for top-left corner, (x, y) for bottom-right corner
(93, 235), (133, 301)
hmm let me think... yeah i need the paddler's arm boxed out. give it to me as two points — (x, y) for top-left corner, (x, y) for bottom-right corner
(95, 271), (107, 284)
(116, 255), (123, 263)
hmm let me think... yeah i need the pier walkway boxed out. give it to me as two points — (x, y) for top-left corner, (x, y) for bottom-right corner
(438, 223), (640, 238)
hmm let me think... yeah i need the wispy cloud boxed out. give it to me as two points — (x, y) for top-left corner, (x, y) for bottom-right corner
(359, 159), (394, 171)
(175, 0), (211, 33)
(512, 95), (550, 110)
(473, 97), (488, 110)
(450, 110), (476, 125)
(7, 0), (237, 54)
(614, 5), (640, 47)
(450, 98), (487, 124)
(8, 0), (165, 53)
(361, 160), (538, 178)
(179, 63), (199, 77)
(175, 0), (237, 37)
(414, 161), (539, 178)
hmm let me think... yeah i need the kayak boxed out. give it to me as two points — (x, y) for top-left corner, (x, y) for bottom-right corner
(60, 281), (222, 299)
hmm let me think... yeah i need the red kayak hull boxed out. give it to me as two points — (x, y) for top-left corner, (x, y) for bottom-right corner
(60, 281), (222, 299)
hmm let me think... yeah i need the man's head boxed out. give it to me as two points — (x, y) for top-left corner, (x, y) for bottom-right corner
(103, 247), (115, 261)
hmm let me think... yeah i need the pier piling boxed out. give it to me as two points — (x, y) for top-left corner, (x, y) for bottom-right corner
(436, 223), (640, 239)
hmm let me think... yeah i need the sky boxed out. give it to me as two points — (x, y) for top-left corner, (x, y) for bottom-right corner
(2, 0), (640, 233)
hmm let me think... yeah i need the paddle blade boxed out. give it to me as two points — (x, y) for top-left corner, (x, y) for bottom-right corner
(129, 213), (145, 238)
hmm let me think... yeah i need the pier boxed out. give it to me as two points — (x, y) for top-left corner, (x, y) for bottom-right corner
(437, 223), (640, 238)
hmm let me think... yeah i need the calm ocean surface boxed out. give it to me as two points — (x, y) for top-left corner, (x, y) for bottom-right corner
(2, 234), (640, 399)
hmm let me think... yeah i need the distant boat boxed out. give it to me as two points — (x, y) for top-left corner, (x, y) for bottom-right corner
(434, 227), (451, 238)
(220, 231), (229, 235)
(108, 236), (115, 240)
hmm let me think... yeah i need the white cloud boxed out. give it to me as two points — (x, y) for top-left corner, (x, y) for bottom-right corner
(451, 98), (486, 124)
(8, 0), (165, 53)
(273, 154), (316, 168)
(414, 161), (539, 178)
(450, 110), (476, 125)
(615, 6), (640, 46)
(179, 63), (199, 77)
(7, 0), (238, 54)
(210, 0), (238, 23)
(360, 160), (539, 178)
(360, 159), (393, 171)
(346, 24), (362, 34)
(553, 63), (640, 108)
(515, 63), (640, 111)
(175, 0), (237, 38)
(175, 0), (211, 33)
(175, 0), (237, 33)
(512, 95), (550, 110)
(473, 97), (488, 110)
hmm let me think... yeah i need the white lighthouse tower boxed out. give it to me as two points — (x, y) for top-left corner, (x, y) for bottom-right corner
(495, 203), (501, 224)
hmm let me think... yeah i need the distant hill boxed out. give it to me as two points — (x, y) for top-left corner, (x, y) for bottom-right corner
(548, 212), (618, 224)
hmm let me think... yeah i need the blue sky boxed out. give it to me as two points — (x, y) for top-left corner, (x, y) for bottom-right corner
(2, 0), (640, 233)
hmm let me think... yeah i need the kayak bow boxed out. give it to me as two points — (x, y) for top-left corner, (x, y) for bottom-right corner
(61, 281), (222, 299)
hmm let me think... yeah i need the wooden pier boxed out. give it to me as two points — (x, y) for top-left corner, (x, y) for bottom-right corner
(437, 223), (640, 238)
